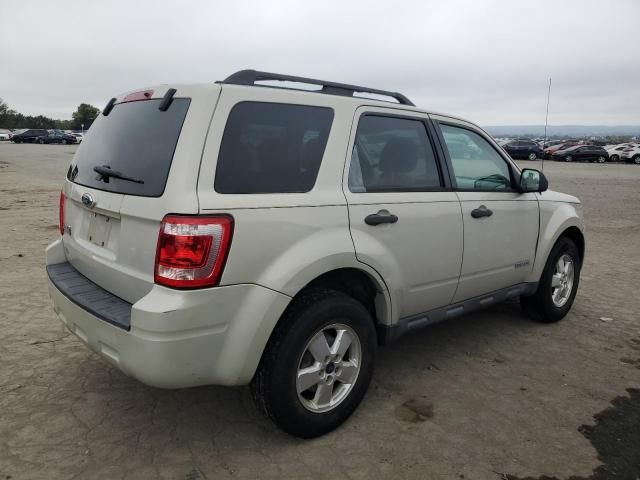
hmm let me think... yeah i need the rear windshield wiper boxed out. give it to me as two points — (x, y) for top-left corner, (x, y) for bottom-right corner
(93, 165), (144, 184)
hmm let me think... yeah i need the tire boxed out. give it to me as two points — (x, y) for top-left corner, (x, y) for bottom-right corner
(610, 154), (619, 162)
(597, 156), (605, 163)
(565, 156), (573, 162)
(521, 237), (581, 323)
(528, 152), (537, 161)
(38, 139), (44, 144)
(633, 155), (640, 165)
(61, 139), (67, 145)
(251, 288), (377, 438)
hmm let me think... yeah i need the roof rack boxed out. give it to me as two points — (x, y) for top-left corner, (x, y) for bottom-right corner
(221, 69), (415, 106)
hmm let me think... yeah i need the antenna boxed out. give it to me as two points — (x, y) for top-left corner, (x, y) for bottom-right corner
(541, 77), (552, 172)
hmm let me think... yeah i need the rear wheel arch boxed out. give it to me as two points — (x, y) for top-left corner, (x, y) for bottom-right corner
(302, 268), (389, 326)
(245, 265), (391, 383)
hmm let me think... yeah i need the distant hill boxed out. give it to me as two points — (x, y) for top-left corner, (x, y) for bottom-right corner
(484, 125), (640, 137)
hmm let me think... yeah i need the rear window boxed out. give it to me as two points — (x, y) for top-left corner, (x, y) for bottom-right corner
(214, 102), (333, 194)
(68, 98), (190, 197)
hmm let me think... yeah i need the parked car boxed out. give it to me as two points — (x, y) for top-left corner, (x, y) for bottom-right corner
(502, 139), (544, 160)
(46, 69), (585, 438)
(620, 145), (640, 164)
(9, 129), (27, 139)
(543, 142), (579, 159)
(11, 129), (49, 143)
(36, 132), (77, 145)
(607, 144), (637, 162)
(0, 129), (11, 141)
(71, 133), (84, 143)
(552, 145), (608, 163)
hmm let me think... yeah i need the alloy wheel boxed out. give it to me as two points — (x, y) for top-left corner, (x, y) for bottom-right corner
(296, 323), (362, 413)
(551, 254), (575, 308)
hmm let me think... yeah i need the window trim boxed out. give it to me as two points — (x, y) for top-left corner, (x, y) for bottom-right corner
(347, 111), (449, 194)
(213, 100), (335, 195)
(432, 120), (520, 193)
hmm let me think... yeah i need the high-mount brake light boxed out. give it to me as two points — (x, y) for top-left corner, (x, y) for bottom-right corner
(154, 215), (233, 289)
(58, 192), (65, 235)
(122, 90), (154, 102)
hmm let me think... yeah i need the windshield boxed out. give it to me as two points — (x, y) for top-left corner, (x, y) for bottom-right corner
(68, 98), (190, 197)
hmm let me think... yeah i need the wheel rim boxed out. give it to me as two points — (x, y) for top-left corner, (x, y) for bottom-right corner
(566, 156), (572, 162)
(296, 323), (362, 413)
(528, 153), (536, 160)
(598, 156), (605, 163)
(551, 254), (575, 308)
(634, 156), (640, 165)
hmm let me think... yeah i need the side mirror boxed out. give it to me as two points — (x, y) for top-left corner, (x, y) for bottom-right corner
(519, 168), (548, 193)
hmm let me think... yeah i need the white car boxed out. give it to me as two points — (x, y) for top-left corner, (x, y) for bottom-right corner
(46, 70), (585, 438)
(621, 145), (640, 164)
(0, 129), (11, 140)
(71, 133), (84, 143)
(607, 144), (636, 162)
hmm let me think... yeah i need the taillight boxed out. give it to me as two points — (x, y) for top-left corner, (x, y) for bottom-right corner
(59, 192), (65, 235)
(154, 215), (233, 289)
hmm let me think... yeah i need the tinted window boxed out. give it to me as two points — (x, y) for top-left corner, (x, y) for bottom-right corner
(215, 102), (333, 194)
(440, 124), (513, 191)
(68, 98), (190, 197)
(348, 115), (441, 193)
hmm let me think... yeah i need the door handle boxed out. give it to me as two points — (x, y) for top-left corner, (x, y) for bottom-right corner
(365, 211), (399, 226)
(471, 205), (493, 218)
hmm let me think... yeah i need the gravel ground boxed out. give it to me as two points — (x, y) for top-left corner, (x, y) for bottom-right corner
(1, 143), (639, 480)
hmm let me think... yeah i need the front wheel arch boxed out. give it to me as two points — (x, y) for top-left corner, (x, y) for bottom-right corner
(560, 226), (585, 264)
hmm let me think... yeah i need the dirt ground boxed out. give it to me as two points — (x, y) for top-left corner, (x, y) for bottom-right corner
(1, 143), (639, 480)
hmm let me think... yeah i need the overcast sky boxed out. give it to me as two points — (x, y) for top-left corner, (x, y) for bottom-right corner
(1, 0), (638, 125)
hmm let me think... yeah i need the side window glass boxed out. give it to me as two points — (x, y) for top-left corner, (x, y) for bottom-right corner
(215, 102), (333, 194)
(440, 124), (513, 191)
(348, 115), (441, 193)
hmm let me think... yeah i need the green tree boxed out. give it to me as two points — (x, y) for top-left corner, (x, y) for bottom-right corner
(71, 103), (100, 130)
(0, 98), (18, 128)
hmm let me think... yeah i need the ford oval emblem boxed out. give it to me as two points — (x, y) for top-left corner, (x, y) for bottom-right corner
(81, 193), (96, 209)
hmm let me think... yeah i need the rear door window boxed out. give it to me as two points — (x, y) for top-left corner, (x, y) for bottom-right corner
(348, 115), (441, 192)
(68, 98), (191, 197)
(214, 102), (333, 194)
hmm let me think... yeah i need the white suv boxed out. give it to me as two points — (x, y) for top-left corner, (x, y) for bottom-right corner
(46, 70), (585, 438)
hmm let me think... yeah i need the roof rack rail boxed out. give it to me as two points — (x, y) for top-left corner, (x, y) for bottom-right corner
(221, 69), (415, 106)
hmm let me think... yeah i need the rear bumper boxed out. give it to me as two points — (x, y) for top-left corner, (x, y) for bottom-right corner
(46, 239), (291, 388)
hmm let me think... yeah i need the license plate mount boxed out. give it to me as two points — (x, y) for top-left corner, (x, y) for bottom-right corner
(87, 212), (113, 248)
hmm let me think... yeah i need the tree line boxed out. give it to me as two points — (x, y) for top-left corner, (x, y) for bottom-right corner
(0, 98), (100, 131)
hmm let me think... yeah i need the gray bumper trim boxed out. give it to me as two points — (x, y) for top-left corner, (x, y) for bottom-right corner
(47, 262), (132, 331)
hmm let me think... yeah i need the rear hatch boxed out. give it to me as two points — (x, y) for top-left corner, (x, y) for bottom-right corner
(61, 85), (220, 304)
